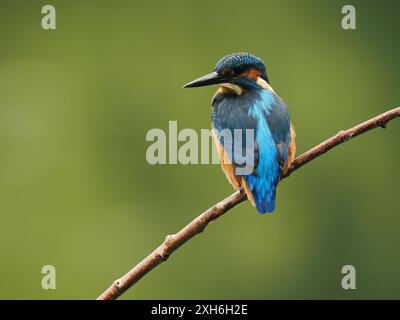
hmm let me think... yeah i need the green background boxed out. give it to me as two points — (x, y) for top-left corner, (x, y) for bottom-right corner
(0, 0), (399, 299)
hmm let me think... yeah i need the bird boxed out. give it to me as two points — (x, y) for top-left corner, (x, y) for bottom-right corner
(183, 52), (295, 213)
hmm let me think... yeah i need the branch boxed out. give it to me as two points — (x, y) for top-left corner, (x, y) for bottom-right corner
(97, 107), (400, 300)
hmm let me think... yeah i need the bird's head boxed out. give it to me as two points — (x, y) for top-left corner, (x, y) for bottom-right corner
(183, 52), (269, 94)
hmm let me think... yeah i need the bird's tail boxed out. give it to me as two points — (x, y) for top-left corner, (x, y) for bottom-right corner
(242, 178), (276, 213)
(255, 193), (276, 213)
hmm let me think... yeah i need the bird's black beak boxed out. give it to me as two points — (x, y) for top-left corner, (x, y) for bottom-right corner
(183, 71), (228, 88)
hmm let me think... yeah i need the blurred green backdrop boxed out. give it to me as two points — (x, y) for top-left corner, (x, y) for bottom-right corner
(0, 0), (399, 299)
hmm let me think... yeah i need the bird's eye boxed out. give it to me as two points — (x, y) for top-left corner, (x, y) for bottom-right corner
(221, 68), (237, 77)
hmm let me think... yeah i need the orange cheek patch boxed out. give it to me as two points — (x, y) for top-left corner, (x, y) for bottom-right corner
(241, 69), (261, 80)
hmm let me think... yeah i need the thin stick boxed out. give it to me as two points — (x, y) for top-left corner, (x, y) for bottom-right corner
(97, 107), (400, 300)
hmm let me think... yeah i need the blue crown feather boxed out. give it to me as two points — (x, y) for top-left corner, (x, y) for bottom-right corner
(214, 52), (268, 82)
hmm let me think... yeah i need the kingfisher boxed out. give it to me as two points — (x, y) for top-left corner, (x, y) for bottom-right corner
(184, 52), (296, 213)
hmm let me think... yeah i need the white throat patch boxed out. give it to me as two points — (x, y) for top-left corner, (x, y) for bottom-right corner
(219, 83), (243, 95)
(256, 77), (275, 93)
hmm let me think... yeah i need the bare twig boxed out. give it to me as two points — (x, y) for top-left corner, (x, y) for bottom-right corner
(97, 107), (400, 300)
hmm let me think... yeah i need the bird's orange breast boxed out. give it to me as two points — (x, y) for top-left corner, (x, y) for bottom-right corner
(284, 124), (296, 173)
(212, 129), (241, 189)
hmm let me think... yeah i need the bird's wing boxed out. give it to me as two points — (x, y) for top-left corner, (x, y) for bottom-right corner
(263, 95), (291, 171)
(212, 90), (291, 172)
(212, 91), (259, 172)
